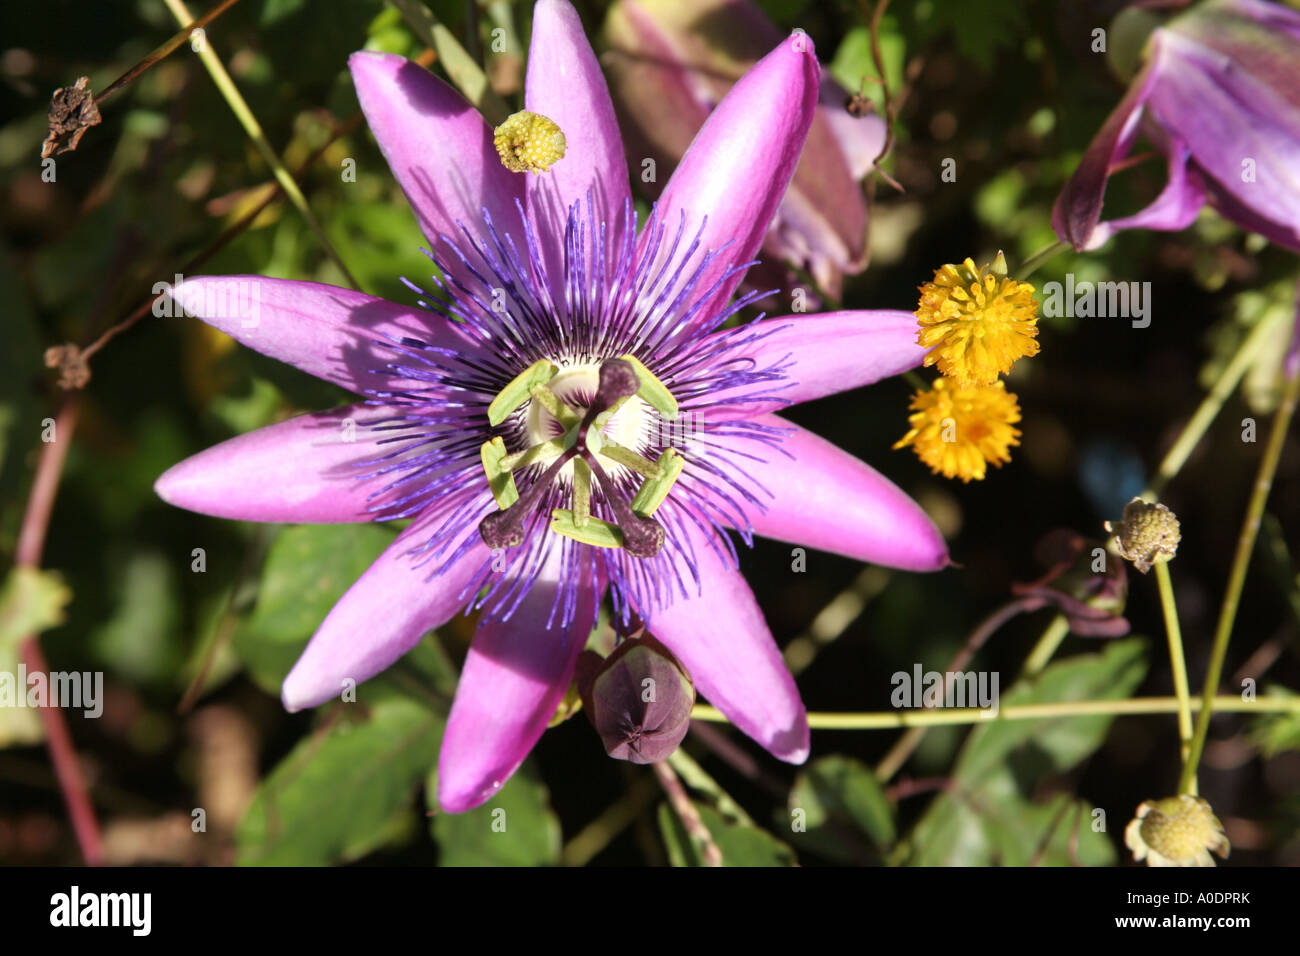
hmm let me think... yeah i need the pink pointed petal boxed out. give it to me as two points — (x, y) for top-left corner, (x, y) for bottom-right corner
(641, 31), (820, 333)
(699, 309), (924, 419)
(1052, 57), (1162, 250)
(524, 0), (632, 266)
(348, 51), (525, 259)
(1202, 175), (1300, 252)
(154, 403), (433, 523)
(169, 275), (486, 396)
(640, 518), (808, 762)
(1147, 30), (1300, 249)
(282, 514), (490, 711)
(437, 549), (603, 812)
(1080, 136), (1206, 250)
(694, 414), (948, 571)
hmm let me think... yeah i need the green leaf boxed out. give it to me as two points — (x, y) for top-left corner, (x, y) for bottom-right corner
(910, 768), (1117, 866)
(658, 804), (796, 867)
(956, 638), (1149, 782)
(1248, 689), (1300, 757)
(0, 567), (71, 649)
(753, 0), (813, 27)
(432, 759), (561, 866)
(914, 0), (1028, 71)
(828, 23), (905, 115)
(1258, 514), (1300, 630)
(788, 755), (895, 862)
(237, 687), (442, 865)
(91, 551), (182, 684)
(233, 524), (396, 691)
(906, 639), (1149, 866)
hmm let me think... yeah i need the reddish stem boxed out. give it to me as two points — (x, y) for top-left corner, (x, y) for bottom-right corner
(14, 396), (104, 865)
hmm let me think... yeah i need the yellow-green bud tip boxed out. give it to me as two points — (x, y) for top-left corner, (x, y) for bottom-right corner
(494, 110), (566, 174)
(1104, 497), (1180, 574)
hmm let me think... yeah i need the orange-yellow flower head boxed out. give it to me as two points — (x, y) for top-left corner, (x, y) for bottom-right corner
(894, 377), (1021, 482)
(916, 257), (1040, 385)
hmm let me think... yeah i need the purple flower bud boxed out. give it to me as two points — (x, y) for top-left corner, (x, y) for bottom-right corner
(603, 0), (886, 298)
(576, 636), (695, 764)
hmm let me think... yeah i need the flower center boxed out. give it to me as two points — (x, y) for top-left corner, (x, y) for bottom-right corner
(524, 364), (649, 468)
(477, 357), (685, 559)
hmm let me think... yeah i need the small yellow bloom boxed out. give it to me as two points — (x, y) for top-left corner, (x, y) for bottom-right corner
(916, 257), (1040, 385)
(893, 378), (1021, 482)
(494, 110), (566, 174)
(1125, 794), (1230, 867)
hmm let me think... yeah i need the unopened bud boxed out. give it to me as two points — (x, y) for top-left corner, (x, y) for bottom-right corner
(575, 635), (694, 764)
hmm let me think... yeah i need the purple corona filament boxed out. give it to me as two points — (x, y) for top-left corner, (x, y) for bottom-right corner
(350, 193), (793, 631)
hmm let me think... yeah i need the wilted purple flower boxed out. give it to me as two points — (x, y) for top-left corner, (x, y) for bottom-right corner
(1010, 529), (1129, 638)
(603, 0), (886, 299)
(576, 635), (695, 763)
(1054, 0), (1300, 252)
(154, 0), (946, 812)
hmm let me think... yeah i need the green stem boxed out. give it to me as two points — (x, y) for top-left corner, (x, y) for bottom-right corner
(652, 760), (721, 866)
(902, 370), (927, 392)
(1014, 239), (1069, 281)
(1144, 309), (1287, 499)
(1178, 366), (1300, 793)
(666, 749), (754, 827)
(1154, 561), (1194, 781)
(1019, 615), (1070, 678)
(560, 775), (655, 867)
(691, 694), (1300, 730)
(162, 0), (361, 290)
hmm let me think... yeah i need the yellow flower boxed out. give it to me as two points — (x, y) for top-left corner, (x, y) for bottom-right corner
(916, 257), (1040, 385)
(893, 378), (1021, 482)
(1125, 794), (1230, 867)
(494, 110), (567, 174)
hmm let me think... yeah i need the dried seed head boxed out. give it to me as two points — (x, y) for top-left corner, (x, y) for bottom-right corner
(1125, 794), (1230, 867)
(1105, 497), (1180, 573)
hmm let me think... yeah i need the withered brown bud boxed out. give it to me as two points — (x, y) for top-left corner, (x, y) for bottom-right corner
(43, 77), (102, 159)
(1011, 528), (1129, 637)
(44, 344), (91, 390)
